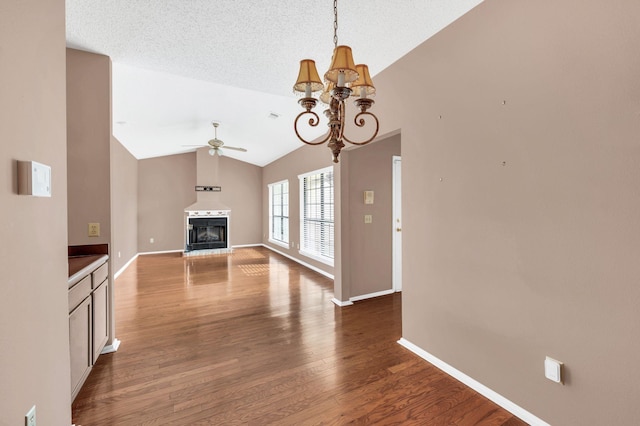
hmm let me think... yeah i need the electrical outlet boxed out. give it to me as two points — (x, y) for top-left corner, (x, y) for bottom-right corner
(150, 237), (154, 244)
(364, 214), (373, 224)
(118, 251), (122, 258)
(25, 405), (36, 426)
(88, 222), (100, 237)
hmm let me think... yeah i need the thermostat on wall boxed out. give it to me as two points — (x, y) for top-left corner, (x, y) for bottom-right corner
(18, 160), (52, 197)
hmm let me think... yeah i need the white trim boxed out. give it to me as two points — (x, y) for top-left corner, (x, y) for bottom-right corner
(331, 297), (354, 307)
(350, 288), (395, 302)
(298, 249), (334, 267)
(299, 167), (335, 265)
(113, 254), (139, 279)
(232, 243), (262, 248)
(268, 238), (289, 249)
(138, 249), (184, 256)
(268, 179), (289, 245)
(297, 165), (333, 180)
(268, 179), (289, 187)
(101, 338), (121, 354)
(262, 244), (334, 279)
(397, 338), (550, 426)
(392, 155), (402, 292)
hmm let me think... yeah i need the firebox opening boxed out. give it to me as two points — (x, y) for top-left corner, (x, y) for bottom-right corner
(186, 217), (228, 251)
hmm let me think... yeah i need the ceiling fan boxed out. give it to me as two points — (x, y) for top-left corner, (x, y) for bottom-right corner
(184, 122), (248, 156)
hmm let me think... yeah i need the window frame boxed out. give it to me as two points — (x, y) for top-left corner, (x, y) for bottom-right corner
(268, 179), (289, 249)
(298, 166), (334, 266)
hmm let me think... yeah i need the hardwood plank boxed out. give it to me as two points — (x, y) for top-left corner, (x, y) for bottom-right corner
(72, 247), (528, 425)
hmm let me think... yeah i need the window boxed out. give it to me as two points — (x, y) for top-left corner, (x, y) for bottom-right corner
(268, 180), (289, 247)
(299, 167), (334, 265)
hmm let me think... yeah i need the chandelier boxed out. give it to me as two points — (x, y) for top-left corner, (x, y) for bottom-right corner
(293, 0), (379, 163)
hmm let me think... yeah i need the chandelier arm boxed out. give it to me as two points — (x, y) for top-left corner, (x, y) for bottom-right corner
(294, 110), (332, 145)
(342, 111), (380, 146)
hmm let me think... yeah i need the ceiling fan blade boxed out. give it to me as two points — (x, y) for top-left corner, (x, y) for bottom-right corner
(224, 146), (247, 152)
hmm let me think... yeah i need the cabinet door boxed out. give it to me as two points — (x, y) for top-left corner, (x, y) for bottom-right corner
(70, 296), (92, 400)
(92, 279), (109, 363)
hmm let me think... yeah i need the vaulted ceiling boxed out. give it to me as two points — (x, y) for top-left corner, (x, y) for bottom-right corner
(66, 0), (483, 166)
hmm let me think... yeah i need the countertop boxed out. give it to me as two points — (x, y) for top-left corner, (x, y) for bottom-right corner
(68, 254), (109, 288)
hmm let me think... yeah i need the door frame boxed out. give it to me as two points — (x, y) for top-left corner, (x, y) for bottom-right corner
(392, 155), (402, 292)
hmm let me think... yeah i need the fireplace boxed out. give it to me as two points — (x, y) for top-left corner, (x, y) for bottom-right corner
(184, 209), (230, 253)
(187, 217), (227, 251)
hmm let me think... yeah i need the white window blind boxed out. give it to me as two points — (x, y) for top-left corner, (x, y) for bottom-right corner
(299, 167), (334, 265)
(268, 180), (289, 246)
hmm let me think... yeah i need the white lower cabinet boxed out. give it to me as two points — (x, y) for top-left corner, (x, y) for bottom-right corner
(69, 296), (92, 400)
(69, 260), (109, 401)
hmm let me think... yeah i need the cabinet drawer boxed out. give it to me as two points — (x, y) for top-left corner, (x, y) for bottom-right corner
(69, 275), (92, 312)
(92, 262), (108, 289)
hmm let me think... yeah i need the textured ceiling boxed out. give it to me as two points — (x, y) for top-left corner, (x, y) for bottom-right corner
(66, 0), (483, 166)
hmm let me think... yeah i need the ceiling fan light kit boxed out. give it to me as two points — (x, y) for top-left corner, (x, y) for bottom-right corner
(181, 122), (247, 155)
(293, 0), (379, 163)
(182, 122), (248, 156)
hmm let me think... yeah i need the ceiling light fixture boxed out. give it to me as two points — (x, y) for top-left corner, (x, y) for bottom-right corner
(293, 0), (379, 163)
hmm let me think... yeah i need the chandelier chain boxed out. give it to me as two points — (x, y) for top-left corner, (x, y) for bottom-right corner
(333, 0), (338, 48)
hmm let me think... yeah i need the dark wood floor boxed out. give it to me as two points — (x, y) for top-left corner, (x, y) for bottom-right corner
(72, 247), (527, 425)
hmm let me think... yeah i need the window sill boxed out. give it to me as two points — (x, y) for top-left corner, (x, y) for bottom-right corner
(298, 250), (334, 267)
(268, 239), (290, 250)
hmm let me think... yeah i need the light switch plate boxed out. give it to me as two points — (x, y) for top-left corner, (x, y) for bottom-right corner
(544, 356), (563, 383)
(364, 190), (374, 204)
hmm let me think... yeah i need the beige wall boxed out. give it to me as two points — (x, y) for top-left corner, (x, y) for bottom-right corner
(138, 151), (263, 252)
(66, 48), (112, 246)
(262, 144), (335, 275)
(195, 149), (263, 246)
(263, 134), (400, 298)
(345, 134), (401, 298)
(138, 152), (197, 252)
(368, 0), (640, 424)
(0, 0), (72, 424)
(110, 137), (138, 273)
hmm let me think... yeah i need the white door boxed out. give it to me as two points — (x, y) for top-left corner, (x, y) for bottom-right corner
(392, 156), (402, 292)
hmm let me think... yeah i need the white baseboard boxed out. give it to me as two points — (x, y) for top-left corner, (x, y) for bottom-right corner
(331, 297), (353, 307)
(101, 338), (121, 354)
(113, 254), (139, 279)
(232, 243), (262, 248)
(138, 249), (184, 256)
(397, 338), (549, 426)
(350, 288), (395, 302)
(262, 244), (334, 280)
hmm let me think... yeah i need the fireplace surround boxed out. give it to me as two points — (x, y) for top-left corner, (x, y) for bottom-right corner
(184, 209), (230, 254)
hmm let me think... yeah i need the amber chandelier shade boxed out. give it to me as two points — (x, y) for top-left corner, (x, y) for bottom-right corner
(325, 46), (358, 86)
(293, 60), (324, 96)
(350, 64), (376, 98)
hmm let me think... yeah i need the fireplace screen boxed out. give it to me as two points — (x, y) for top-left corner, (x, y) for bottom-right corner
(186, 217), (228, 251)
